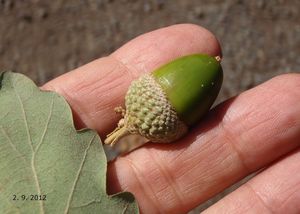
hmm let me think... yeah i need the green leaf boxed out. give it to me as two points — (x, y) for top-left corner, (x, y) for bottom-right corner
(0, 72), (139, 214)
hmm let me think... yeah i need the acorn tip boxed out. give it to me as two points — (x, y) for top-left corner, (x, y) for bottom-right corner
(215, 56), (222, 62)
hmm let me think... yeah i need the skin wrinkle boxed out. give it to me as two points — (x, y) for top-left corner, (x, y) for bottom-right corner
(182, 138), (227, 179)
(254, 152), (300, 213)
(153, 180), (182, 207)
(88, 79), (125, 112)
(166, 144), (190, 164)
(161, 125), (215, 167)
(91, 94), (123, 117)
(64, 57), (135, 133)
(79, 59), (127, 98)
(171, 127), (241, 200)
(128, 148), (182, 213)
(146, 148), (186, 211)
(221, 99), (275, 140)
(82, 70), (122, 100)
(168, 147), (208, 186)
(121, 155), (162, 214)
(221, 82), (280, 125)
(130, 150), (185, 213)
(219, 119), (253, 173)
(109, 54), (140, 81)
(241, 115), (279, 142)
(111, 41), (156, 80)
(212, 184), (273, 214)
(232, 105), (277, 137)
(205, 146), (238, 182)
(179, 139), (235, 200)
(171, 143), (205, 177)
(118, 43), (157, 76)
(204, 188), (264, 214)
(278, 181), (300, 212)
(244, 183), (274, 214)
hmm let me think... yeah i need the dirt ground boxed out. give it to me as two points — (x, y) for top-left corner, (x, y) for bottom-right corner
(1, 0), (299, 212)
(1, 0), (299, 98)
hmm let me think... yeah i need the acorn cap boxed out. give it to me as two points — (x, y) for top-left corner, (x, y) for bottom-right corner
(104, 54), (223, 145)
(124, 74), (188, 143)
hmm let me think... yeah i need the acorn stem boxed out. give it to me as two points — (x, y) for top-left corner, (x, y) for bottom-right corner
(215, 56), (222, 62)
(104, 126), (130, 146)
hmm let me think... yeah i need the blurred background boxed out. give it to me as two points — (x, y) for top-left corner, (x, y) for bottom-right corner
(1, 0), (299, 98)
(1, 0), (299, 212)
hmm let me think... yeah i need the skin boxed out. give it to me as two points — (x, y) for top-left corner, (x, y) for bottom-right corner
(42, 24), (300, 214)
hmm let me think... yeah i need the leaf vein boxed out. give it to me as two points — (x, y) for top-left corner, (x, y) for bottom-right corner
(14, 86), (44, 214)
(34, 94), (54, 153)
(122, 204), (129, 214)
(0, 126), (29, 164)
(64, 134), (96, 214)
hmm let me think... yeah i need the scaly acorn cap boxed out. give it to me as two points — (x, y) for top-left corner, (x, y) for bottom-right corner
(105, 54), (223, 146)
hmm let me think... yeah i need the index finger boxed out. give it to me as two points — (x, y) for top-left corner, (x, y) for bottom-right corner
(42, 24), (221, 137)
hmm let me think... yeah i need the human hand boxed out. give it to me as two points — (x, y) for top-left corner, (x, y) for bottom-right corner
(42, 24), (300, 213)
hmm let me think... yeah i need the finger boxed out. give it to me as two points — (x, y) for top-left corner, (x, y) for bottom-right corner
(203, 149), (300, 214)
(42, 24), (221, 136)
(108, 73), (300, 213)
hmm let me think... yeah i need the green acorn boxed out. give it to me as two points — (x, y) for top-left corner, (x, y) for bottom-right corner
(104, 54), (223, 145)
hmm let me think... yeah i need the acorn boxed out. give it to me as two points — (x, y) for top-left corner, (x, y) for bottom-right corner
(104, 54), (223, 145)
